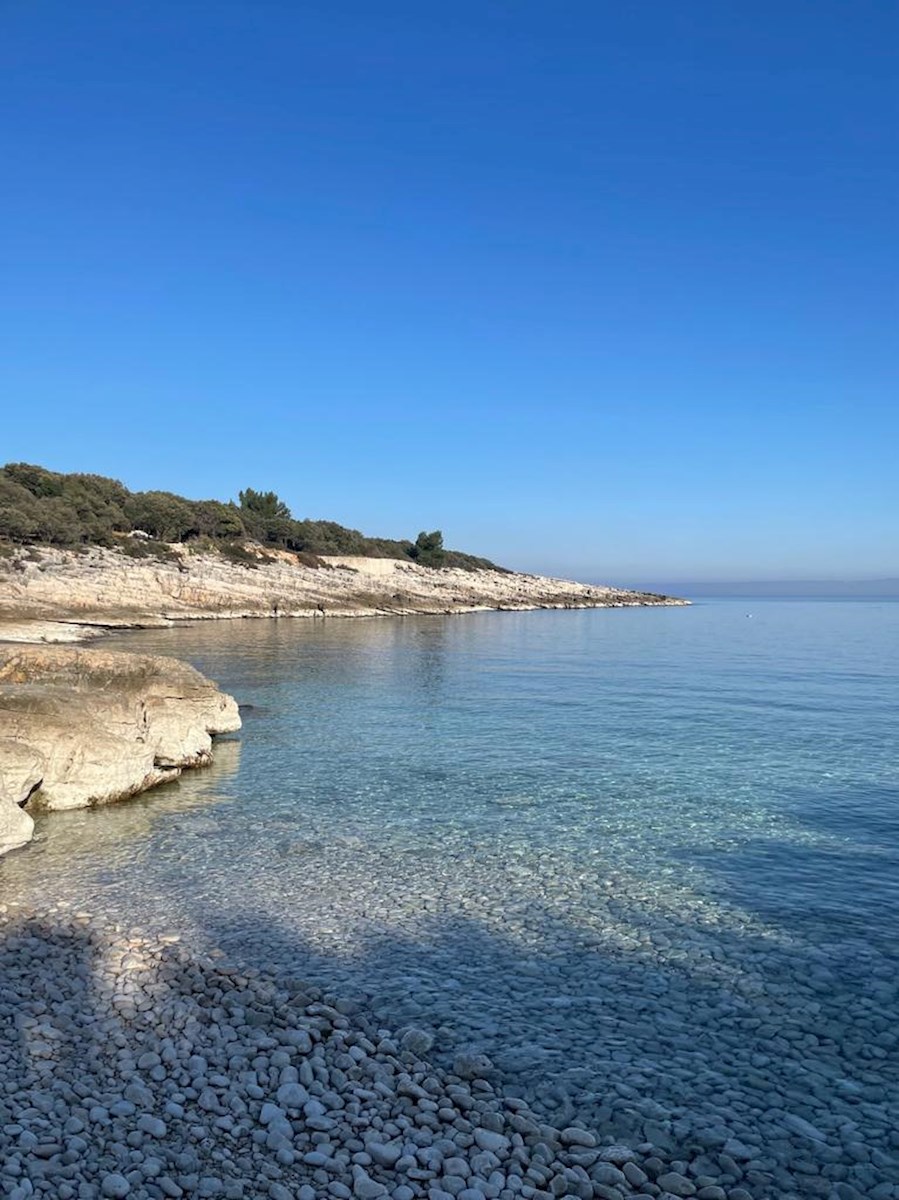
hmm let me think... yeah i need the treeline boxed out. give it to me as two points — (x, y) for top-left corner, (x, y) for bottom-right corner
(0, 464), (498, 570)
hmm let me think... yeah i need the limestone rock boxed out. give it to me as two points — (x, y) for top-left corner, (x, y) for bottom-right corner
(0, 802), (34, 853)
(0, 738), (44, 805)
(0, 545), (687, 639)
(0, 645), (240, 849)
(0, 739), (43, 852)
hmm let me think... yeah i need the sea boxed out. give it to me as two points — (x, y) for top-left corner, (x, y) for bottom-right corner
(2, 598), (897, 1195)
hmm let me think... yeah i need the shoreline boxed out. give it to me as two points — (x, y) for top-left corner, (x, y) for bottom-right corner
(0, 597), (685, 647)
(0, 545), (688, 645)
(0, 643), (240, 855)
(1, 599), (896, 1200)
(0, 899), (658, 1200)
(0, 548), (686, 852)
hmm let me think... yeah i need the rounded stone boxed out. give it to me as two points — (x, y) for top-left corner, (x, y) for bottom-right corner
(101, 1175), (131, 1199)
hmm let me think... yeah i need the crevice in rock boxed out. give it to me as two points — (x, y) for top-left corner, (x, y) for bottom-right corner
(20, 779), (43, 809)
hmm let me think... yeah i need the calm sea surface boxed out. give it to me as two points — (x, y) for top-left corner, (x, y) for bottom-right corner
(3, 600), (898, 1189)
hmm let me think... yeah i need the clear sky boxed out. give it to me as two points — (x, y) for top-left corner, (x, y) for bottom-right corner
(2, 1), (896, 583)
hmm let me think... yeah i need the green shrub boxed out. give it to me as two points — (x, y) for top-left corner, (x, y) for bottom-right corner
(218, 541), (261, 569)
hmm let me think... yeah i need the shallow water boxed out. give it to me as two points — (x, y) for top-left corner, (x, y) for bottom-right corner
(4, 601), (898, 1196)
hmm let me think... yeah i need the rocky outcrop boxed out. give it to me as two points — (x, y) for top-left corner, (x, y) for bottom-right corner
(0, 645), (240, 853)
(0, 740), (42, 852)
(0, 545), (687, 640)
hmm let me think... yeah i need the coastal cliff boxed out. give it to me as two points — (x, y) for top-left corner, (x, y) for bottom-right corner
(0, 645), (240, 854)
(0, 544), (686, 641)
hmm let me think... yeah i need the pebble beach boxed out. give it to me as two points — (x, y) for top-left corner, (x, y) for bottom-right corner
(1, 903), (687, 1200)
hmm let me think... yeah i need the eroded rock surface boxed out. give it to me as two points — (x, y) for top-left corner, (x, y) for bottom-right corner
(0, 739), (42, 851)
(0, 645), (240, 852)
(0, 546), (686, 639)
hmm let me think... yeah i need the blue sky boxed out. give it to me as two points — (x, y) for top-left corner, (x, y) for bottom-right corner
(1, 1), (896, 583)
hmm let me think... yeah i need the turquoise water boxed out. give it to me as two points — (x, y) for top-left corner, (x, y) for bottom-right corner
(3, 600), (898, 1196)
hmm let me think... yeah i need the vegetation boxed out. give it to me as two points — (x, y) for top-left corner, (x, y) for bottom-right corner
(408, 530), (446, 567)
(0, 463), (499, 570)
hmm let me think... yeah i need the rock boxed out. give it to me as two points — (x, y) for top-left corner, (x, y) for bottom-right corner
(137, 1115), (167, 1139)
(453, 1052), (494, 1080)
(400, 1027), (435, 1056)
(369, 1142), (403, 1168)
(474, 1128), (510, 1155)
(283, 1027), (313, 1053)
(101, 1175), (131, 1198)
(623, 1162), (648, 1187)
(721, 1139), (753, 1162)
(591, 1164), (628, 1188)
(0, 645), (240, 848)
(0, 739), (42, 852)
(0, 738), (44, 806)
(599, 1146), (636, 1165)
(656, 1172), (696, 1196)
(0, 545), (686, 643)
(352, 1166), (388, 1199)
(198, 1087), (221, 1112)
(0, 795), (34, 854)
(276, 1082), (307, 1108)
(781, 1114), (827, 1143)
(560, 1128), (596, 1148)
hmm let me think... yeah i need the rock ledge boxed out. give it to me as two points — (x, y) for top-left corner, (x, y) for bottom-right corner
(0, 546), (688, 641)
(0, 644), (240, 854)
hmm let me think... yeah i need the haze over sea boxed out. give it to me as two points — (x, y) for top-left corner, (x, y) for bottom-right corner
(4, 597), (897, 1196)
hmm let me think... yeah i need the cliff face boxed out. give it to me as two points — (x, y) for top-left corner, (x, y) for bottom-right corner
(0, 645), (240, 854)
(0, 545), (686, 638)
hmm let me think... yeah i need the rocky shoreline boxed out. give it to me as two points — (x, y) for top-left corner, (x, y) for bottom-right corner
(0, 644), (240, 854)
(0, 550), (743, 1200)
(0, 901), (742, 1200)
(0, 546), (687, 643)
(0, 548), (684, 851)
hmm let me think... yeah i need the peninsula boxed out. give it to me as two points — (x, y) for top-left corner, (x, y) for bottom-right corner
(0, 462), (686, 855)
(0, 463), (685, 641)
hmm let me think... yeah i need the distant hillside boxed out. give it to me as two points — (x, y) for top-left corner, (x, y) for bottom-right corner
(0, 463), (500, 571)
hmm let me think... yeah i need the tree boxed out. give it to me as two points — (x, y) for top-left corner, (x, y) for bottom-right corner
(192, 500), (246, 540)
(238, 488), (291, 520)
(33, 496), (82, 544)
(3, 463), (64, 498)
(125, 491), (194, 542)
(408, 529), (445, 567)
(0, 504), (38, 543)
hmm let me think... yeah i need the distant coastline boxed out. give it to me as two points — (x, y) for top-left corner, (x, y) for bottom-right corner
(613, 579), (899, 600)
(0, 544), (687, 645)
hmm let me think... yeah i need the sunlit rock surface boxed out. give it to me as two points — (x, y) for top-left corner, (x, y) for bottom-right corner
(0, 545), (686, 640)
(0, 645), (240, 851)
